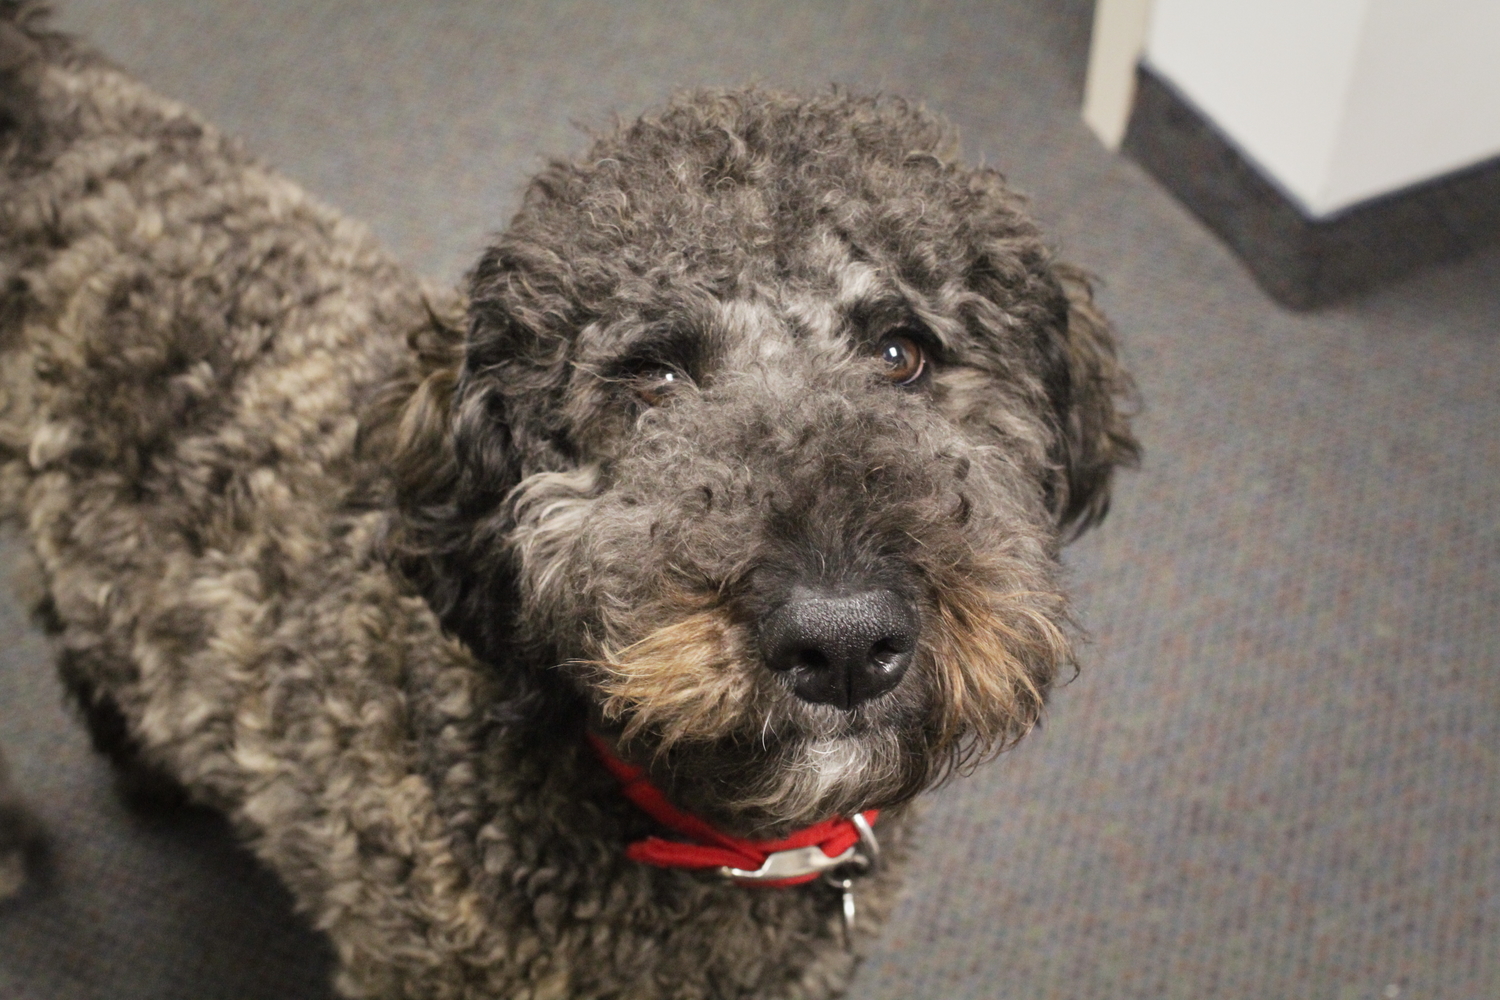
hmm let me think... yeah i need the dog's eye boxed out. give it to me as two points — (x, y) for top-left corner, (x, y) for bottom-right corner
(634, 368), (685, 405)
(877, 333), (927, 386)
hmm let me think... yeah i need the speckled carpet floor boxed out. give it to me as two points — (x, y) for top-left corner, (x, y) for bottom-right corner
(1, 2), (1496, 998)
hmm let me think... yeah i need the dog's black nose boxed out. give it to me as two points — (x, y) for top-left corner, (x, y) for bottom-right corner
(759, 590), (919, 709)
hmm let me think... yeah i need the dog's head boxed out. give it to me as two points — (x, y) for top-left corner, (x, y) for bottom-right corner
(388, 90), (1137, 835)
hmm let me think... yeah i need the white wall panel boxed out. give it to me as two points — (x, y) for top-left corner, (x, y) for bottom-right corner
(1142, 0), (1500, 217)
(1326, 0), (1500, 209)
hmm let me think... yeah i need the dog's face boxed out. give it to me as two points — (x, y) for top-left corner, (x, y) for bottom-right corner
(392, 91), (1136, 835)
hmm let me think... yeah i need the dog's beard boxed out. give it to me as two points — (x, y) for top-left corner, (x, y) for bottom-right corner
(575, 579), (1066, 834)
(658, 731), (920, 836)
(605, 708), (936, 836)
(534, 533), (1068, 832)
(719, 724), (929, 831)
(567, 604), (934, 832)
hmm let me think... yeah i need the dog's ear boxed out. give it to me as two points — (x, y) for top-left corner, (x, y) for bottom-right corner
(1039, 263), (1140, 539)
(376, 290), (536, 545)
(381, 292), (579, 722)
(369, 292), (475, 605)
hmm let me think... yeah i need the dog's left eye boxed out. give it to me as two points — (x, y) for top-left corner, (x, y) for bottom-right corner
(878, 333), (927, 387)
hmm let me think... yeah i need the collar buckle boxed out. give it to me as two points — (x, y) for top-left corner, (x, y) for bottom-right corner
(720, 843), (861, 883)
(719, 811), (881, 884)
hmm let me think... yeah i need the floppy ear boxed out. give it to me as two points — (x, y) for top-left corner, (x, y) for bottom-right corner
(378, 285), (580, 672)
(368, 290), (481, 612)
(1043, 263), (1140, 538)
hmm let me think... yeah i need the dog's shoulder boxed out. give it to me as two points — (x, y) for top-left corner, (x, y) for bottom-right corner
(0, 4), (444, 801)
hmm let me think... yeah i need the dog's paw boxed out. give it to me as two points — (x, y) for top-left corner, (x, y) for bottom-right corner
(0, 851), (24, 899)
(110, 758), (192, 814)
(0, 802), (38, 900)
(0, 746), (39, 900)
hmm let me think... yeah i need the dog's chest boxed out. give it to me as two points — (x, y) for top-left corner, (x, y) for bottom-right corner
(288, 642), (914, 1000)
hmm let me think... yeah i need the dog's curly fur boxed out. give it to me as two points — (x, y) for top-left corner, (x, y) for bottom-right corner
(0, 4), (1137, 997)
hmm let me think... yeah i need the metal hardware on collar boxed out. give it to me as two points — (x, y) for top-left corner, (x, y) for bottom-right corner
(826, 813), (879, 947)
(851, 812), (879, 869)
(714, 813), (881, 948)
(829, 876), (857, 945)
(720, 843), (861, 883)
(719, 810), (882, 884)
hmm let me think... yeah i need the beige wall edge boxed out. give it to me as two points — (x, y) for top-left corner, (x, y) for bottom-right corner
(1082, 0), (1156, 150)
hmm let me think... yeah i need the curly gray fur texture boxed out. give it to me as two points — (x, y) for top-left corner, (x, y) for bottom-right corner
(0, 3), (1137, 997)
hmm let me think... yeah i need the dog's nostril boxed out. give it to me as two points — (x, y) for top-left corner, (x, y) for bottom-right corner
(759, 590), (919, 710)
(793, 647), (831, 672)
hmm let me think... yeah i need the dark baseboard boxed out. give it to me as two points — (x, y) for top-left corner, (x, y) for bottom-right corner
(1122, 65), (1500, 310)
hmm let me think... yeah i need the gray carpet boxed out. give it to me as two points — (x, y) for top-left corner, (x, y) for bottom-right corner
(2, 1), (1497, 998)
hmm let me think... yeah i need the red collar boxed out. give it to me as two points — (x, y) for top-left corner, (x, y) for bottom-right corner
(587, 732), (879, 887)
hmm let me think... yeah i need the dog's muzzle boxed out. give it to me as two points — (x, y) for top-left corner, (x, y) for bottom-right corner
(758, 589), (919, 709)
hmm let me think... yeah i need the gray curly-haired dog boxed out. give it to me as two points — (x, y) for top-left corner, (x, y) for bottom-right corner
(0, 3), (1137, 997)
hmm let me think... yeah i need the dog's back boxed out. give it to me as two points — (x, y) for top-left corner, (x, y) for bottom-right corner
(0, 2), (430, 795)
(0, 4), (421, 504)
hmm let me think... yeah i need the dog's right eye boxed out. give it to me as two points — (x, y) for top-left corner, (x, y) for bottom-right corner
(633, 368), (686, 405)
